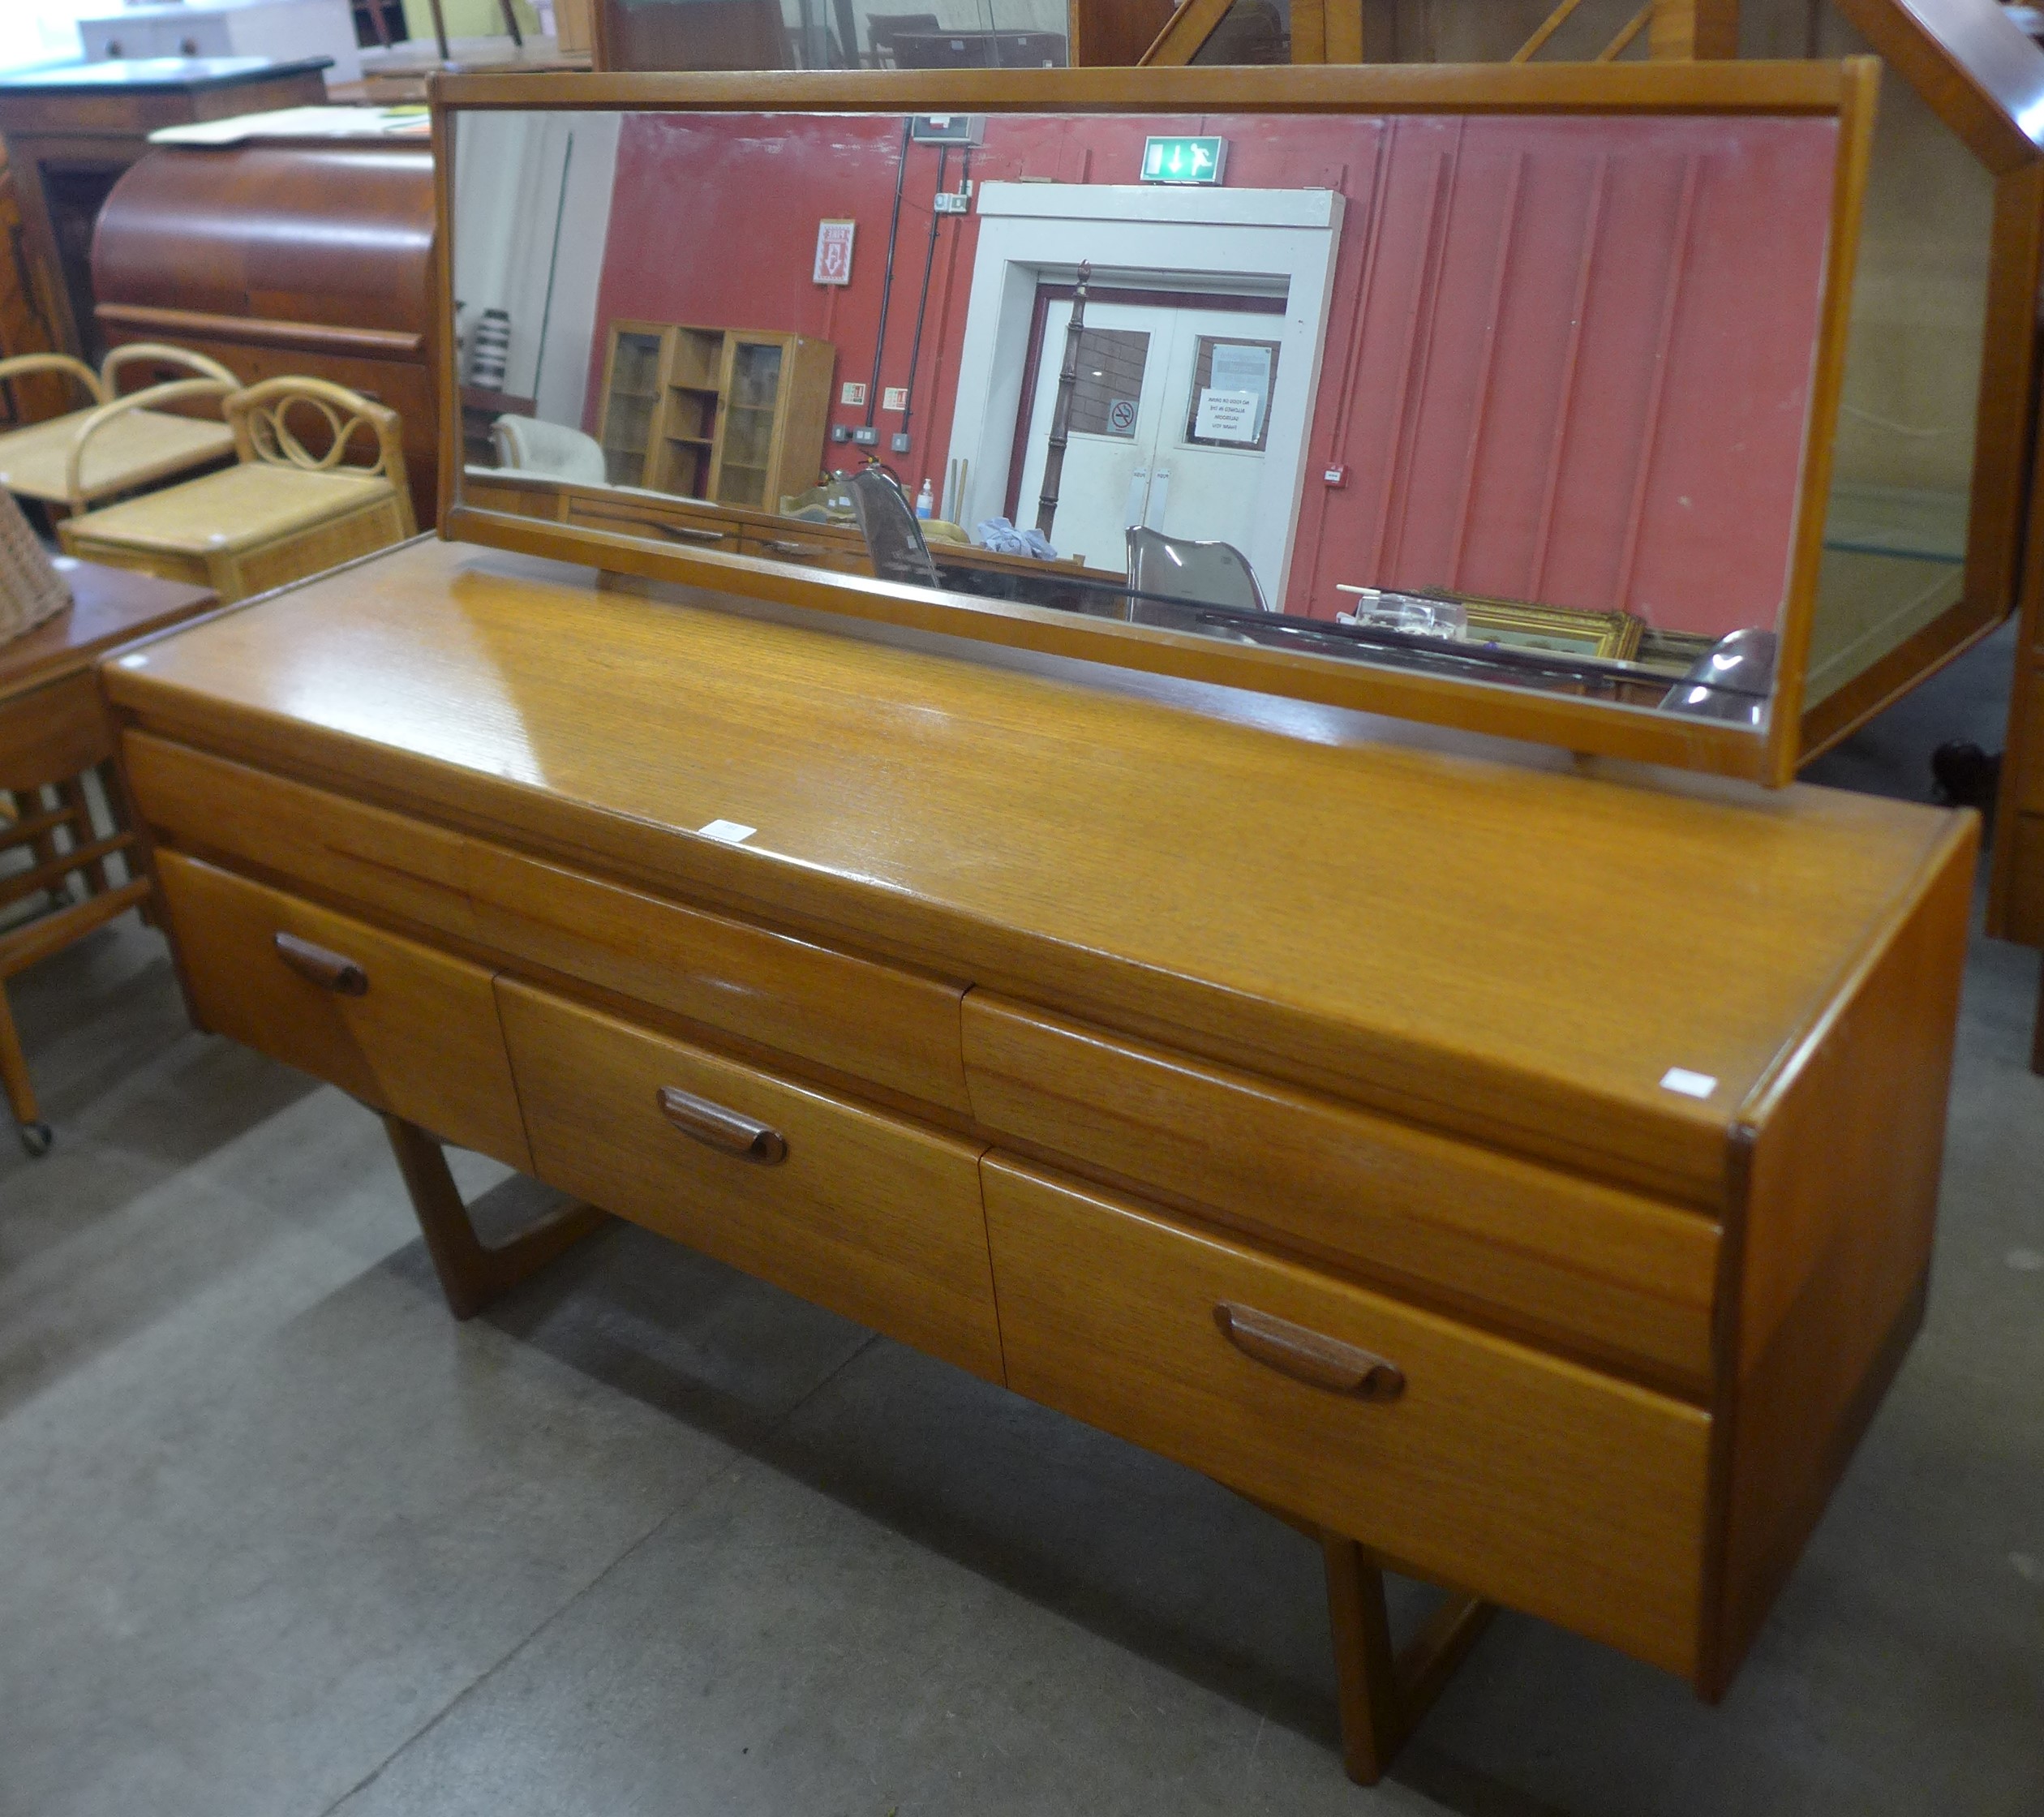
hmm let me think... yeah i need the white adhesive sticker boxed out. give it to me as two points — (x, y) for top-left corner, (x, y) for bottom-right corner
(1660, 1067), (1717, 1101)
(698, 819), (756, 844)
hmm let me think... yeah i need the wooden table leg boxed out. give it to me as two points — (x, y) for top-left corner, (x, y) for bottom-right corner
(382, 1115), (606, 1318)
(2032, 957), (2044, 1077)
(1322, 1533), (1496, 1785)
(0, 986), (49, 1153)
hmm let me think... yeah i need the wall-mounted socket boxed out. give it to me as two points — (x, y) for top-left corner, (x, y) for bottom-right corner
(852, 426), (879, 446)
(890, 432), (911, 453)
(830, 424), (852, 444)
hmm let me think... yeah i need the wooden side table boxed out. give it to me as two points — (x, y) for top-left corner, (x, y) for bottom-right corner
(0, 556), (213, 1149)
(0, 56), (332, 363)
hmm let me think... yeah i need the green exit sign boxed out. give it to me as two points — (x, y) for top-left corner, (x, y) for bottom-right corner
(1141, 135), (1227, 184)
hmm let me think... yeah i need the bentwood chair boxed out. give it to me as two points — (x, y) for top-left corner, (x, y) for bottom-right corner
(58, 377), (416, 604)
(0, 344), (238, 515)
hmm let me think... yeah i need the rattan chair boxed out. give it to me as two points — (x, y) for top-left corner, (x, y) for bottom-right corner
(0, 344), (238, 513)
(57, 377), (417, 603)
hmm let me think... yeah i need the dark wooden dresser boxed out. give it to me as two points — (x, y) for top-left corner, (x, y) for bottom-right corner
(92, 136), (439, 530)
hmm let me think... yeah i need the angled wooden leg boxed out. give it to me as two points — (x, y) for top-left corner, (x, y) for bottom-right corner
(0, 985), (49, 1154)
(1322, 1534), (1496, 1786)
(1324, 1536), (1404, 1784)
(381, 1115), (606, 1319)
(2032, 959), (2043, 1077)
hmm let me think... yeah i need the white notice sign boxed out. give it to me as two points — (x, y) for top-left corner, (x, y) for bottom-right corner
(1194, 389), (1260, 444)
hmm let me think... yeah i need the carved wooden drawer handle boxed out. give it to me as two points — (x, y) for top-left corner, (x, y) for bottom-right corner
(656, 1084), (788, 1164)
(1213, 1303), (1405, 1401)
(273, 931), (368, 996)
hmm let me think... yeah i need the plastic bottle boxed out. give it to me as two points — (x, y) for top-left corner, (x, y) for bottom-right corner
(916, 479), (934, 521)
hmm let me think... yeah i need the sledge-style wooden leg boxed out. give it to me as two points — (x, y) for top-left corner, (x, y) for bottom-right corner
(1322, 1534), (1496, 1785)
(2031, 960), (2043, 1077)
(382, 1115), (606, 1319)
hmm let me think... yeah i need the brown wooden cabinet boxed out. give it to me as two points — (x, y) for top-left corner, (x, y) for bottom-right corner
(595, 320), (833, 507)
(0, 58), (332, 365)
(105, 534), (1976, 1785)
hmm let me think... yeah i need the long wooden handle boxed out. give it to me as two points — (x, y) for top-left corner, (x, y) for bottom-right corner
(273, 931), (368, 996)
(656, 1084), (788, 1164)
(1213, 1303), (1405, 1401)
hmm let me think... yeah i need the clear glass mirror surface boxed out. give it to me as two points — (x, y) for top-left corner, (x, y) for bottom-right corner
(453, 105), (1849, 733)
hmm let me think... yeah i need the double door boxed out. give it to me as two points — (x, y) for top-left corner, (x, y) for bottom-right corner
(1011, 293), (1292, 594)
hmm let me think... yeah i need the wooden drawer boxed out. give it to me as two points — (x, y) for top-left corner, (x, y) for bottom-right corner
(565, 493), (740, 552)
(463, 473), (565, 520)
(739, 526), (873, 575)
(157, 850), (531, 1169)
(496, 978), (1002, 1381)
(2004, 812), (2044, 947)
(963, 995), (1718, 1390)
(469, 844), (971, 1112)
(126, 732), (474, 941)
(2019, 673), (2044, 813)
(982, 1157), (1711, 1678)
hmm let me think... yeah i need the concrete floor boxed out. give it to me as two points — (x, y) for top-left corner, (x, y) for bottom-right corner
(2, 635), (2041, 1815)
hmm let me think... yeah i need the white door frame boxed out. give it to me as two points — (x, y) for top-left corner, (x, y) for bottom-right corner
(946, 181), (1345, 606)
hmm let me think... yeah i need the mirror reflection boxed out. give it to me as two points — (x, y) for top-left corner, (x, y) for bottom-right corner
(455, 106), (1844, 728)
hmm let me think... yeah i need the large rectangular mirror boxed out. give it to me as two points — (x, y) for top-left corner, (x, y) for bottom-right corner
(440, 66), (1875, 784)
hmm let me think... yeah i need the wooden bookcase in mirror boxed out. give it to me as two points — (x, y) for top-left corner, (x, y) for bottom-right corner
(595, 320), (834, 505)
(438, 62), (1879, 788)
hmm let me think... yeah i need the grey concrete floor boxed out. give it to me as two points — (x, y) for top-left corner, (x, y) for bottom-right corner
(2, 638), (2042, 1815)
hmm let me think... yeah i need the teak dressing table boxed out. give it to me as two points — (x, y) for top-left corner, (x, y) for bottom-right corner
(103, 535), (1972, 1781)
(99, 62), (1980, 1785)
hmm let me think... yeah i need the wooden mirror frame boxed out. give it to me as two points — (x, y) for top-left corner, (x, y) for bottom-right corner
(433, 61), (1877, 786)
(1129, 0), (2044, 772)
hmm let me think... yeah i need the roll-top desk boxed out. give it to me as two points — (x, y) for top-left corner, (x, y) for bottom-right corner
(101, 535), (1974, 1782)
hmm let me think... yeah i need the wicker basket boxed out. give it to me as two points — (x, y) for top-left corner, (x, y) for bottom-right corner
(0, 490), (71, 646)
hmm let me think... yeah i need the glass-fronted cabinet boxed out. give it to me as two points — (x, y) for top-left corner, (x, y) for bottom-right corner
(595, 322), (834, 506)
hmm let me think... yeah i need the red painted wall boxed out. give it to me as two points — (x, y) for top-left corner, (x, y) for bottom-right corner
(589, 110), (1835, 636)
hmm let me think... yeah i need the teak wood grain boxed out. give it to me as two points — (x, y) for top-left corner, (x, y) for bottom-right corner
(101, 539), (1965, 1205)
(496, 977), (1003, 1381)
(962, 994), (1720, 1392)
(124, 732), (478, 943)
(981, 1156), (1711, 1677)
(155, 849), (531, 1171)
(467, 844), (973, 1115)
(103, 531), (1977, 1758)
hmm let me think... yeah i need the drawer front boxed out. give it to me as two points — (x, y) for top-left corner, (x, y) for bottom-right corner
(2020, 675), (2044, 812)
(157, 851), (531, 1169)
(2003, 812), (2044, 947)
(464, 475), (565, 520)
(565, 494), (740, 551)
(126, 733), (474, 941)
(469, 844), (970, 1112)
(739, 528), (873, 575)
(496, 978), (1002, 1381)
(983, 1157), (1711, 1677)
(964, 996), (1718, 1390)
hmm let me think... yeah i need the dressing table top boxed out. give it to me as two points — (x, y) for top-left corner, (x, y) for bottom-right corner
(104, 536), (1973, 1202)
